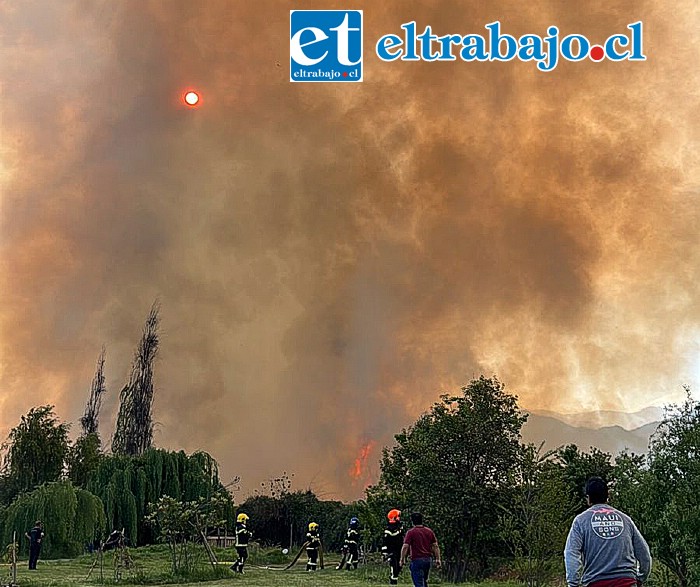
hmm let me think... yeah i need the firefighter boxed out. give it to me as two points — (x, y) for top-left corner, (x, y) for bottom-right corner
(343, 517), (361, 570)
(306, 522), (321, 571)
(382, 509), (404, 585)
(230, 513), (251, 574)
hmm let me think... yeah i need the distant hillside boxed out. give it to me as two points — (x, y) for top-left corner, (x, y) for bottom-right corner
(528, 406), (664, 430)
(521, 412), (661, 456)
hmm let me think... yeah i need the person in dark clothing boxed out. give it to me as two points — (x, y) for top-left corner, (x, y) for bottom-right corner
(382, 509), (405, 585)
(343, 517), (361, 570)
(400, 512), (441, 587)
(25, 521), (44, 570)
(305, 522), (321, 571)
(230, 513), (251, 574)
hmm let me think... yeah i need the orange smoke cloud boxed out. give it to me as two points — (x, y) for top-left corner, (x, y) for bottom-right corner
(0, 1), (699, 502)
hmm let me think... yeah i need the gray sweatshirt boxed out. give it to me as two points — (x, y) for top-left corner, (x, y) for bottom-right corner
(564, 503), (651, 586)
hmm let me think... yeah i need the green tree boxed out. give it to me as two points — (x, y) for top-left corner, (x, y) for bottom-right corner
(371, 376), (527, 581)
(67, 433), (103, 488)
(0, 406), (70, 504)
(146, 493), (228, 575)
(69, 350), (107, 489)
(556, 444), (615, 512)
(500, 443), (575, 587)
(640, 391), (700, 586)
(88, 449), (233, 546)
(238, 489), (354, 551)
(1, 481), (105, 558)
(360, 486), (407, 553)
(609, 450), (648, 518)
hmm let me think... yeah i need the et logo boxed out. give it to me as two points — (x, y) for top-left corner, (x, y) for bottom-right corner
(290, 10), (363, 82)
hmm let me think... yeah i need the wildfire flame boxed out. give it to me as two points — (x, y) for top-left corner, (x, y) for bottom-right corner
(350, 440), (376, 480)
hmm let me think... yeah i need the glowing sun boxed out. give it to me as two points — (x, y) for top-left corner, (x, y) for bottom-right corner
(184, 91), (200, 106)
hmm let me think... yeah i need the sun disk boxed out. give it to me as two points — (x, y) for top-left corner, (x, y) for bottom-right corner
(184, 91), (199, 106)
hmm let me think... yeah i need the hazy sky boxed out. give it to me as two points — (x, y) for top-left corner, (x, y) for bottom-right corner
(1, 1), (699, 500)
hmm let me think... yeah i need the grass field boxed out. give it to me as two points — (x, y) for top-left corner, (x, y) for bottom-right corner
(2, 544), (521, 587)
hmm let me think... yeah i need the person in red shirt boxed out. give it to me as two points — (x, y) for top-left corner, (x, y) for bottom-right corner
(400, 512), (441, 587)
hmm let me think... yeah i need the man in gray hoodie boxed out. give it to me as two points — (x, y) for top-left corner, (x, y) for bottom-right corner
(564, 477), (651, 587)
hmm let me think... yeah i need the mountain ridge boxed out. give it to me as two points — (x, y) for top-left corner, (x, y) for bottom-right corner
(521, 412), (661, 456)
(526, 406), (663, 431)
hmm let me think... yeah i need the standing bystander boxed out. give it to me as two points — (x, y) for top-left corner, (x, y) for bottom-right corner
(400, 512), (441, 587)
(25, 520), (44, 570)
(565, 477), (652, 587)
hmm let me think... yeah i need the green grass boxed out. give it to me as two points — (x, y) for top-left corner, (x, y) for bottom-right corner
(2, 544), (521, 587)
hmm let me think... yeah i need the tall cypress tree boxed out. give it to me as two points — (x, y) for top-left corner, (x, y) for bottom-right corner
(112, 302), (160, 456)
(80, 347), (107, 437)
(69, 347), (107, 487)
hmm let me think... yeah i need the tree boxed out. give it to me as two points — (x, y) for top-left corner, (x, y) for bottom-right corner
(500, 443), (576, 586)
(361, 484), (408, 553)
(0, 406), (70, 503)
(146, 493), (228, 575)
(640, 390), (700, 586)
(609, 450), (648, 518)
(371, 376), (527, 581)
(1, 481), (105, 558)
(87, 449), (234, 546)
(80, 347), (107, 437)
(238, 488), (354, 551)
(112, 302), (160, 456)
(67, 433), (102, 488)
(556, 444), (615, 512)
(68, 350), (107, 489)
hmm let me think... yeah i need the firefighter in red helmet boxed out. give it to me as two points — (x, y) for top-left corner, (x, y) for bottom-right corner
(382, 509), (404, 585)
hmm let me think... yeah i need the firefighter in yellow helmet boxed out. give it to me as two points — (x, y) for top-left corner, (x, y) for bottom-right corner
(306, 522), (321, 571)
(382, 509), (405, 585)
(230, 513), (251, 574)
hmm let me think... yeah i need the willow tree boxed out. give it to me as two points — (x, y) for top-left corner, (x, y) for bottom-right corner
(88, 449), (233, 546)
(2, 481), (105, 558)
(112, 302), (160, 456)
(0, 406), (70, 503)
(80, 347), (107, 437)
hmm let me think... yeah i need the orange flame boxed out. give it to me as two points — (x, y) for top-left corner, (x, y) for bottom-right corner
(350, 441), (376, 480)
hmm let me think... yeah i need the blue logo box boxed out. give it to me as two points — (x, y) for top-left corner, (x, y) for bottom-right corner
(290, 10), (363, 82)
